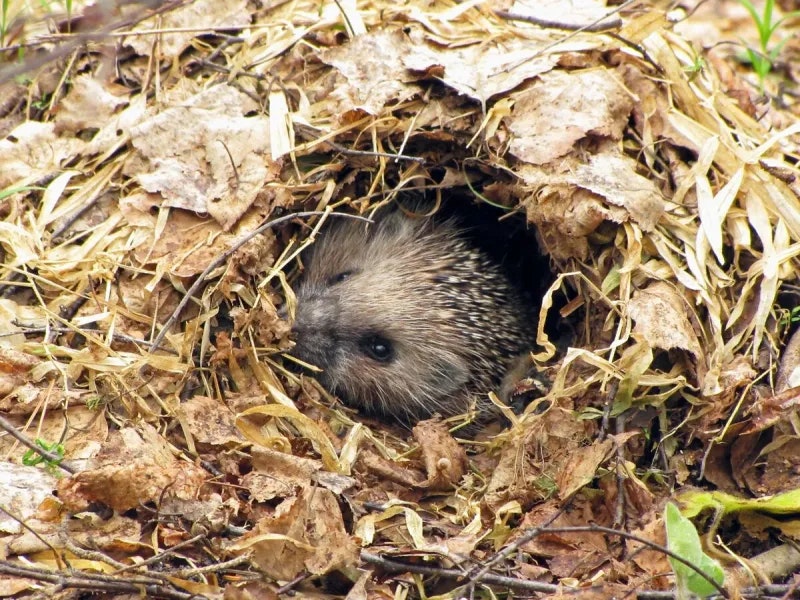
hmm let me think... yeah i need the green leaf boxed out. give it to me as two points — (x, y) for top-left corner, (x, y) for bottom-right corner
(665, 503), (725, 598)
(737, 0), (763, 28)
(678, 488), (800, 518)
(601, 264), (620, 295)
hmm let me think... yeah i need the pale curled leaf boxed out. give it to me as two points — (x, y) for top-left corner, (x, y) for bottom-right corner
(354, 504), (426, 549)
(507, 70), (633, 165)
(627, 281), (704, 359)
(236, 404), (342, 473)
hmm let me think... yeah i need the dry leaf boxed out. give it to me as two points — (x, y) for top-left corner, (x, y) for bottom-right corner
(403, 33), (559, 102)
(228, 486), (358, 580)
(125, 85), (277, 230)
(0, 463), (57, 535)
(241, 446), (322, 502)
(320, 30), (422, 118)
(507, 69), (633, 165)
(177, 396), (245, 449)
(628, 281), (703, 359)
(126, 0), (250, 59)
(411, 419), (468, 491)
(0, 121), (85, 188)
(57, 424), (207, 512)
(54, 74), (129, 133)
(566, 150), (664, 231)
(555, 437), (616, 499)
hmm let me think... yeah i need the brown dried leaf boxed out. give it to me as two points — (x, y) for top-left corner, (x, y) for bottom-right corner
(3, 511), (141, 557)
(241, 446), (322, 502)
(513, 501), (610, 578)
(747, 387), (800, 434)
(0, 576), (34, 596)
(485, 403), (588, 510)
(777, 326), (800, 391)
(521, 183), (613, 260)
(628, 281), (703, 359)
(0, 121), (85, 188)
(176, 396), (246, 449)
(0, 463), (56, 535)
(228, 486), (358, 580)
(125, 85), (277, 230)
(130, 210), (231, 277)
(516, 144), (664, 259)
(629, 516), (670, 581)
(0, 347), (40, 396)
(739, 511), (800, 542)
(735, 424), (800, 496)
(160, 495), (240, 536)
(54, 74), (129, 133)
(566, 151), (664, 231)
(320, 30), (421, 118)
(403, 33), (559, 102)
(57, 424), (207, 512)
(360, 449), (424, 488)
(411, 419), (468, 491)
(507, 69), (633, 165)
(126, 0), (250, 59)
(555, 436), (617, 499)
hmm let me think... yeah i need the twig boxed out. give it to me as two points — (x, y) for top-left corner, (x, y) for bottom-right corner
(468, 524), (728, 598)
(494, 0), (635, 34)
(64, 539), (129, 570)
(110, 534), (205, 574)
(276, 572), (312, 594)
(614, 410), (628, 529)
(494, 9), (621, 32)
(0, 0), (193, 85)
(323, 141), (427, 164)
(169, 553), (252, 578)
(0, 561), (201, 600)
(0, 413), (77, 474)
(292, 123), (426, 163)
(464, 498), (568, 588)
(7, 325), (179, 353)
(360, 551), (559, 593)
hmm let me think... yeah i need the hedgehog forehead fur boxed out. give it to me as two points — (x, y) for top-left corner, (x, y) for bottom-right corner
(290, 209), (535, 425)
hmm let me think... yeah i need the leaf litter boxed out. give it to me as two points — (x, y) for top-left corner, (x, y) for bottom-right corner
(0, 0), (799, 597)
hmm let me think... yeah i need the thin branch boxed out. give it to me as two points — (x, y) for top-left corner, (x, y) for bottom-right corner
(468, 524), (728, 598)
(0, 561), (202, 600)
(360, 551), (559, 594)
(0, 413), (77, 474)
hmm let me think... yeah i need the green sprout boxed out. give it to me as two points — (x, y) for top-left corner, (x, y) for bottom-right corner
(1, 0), (9, 47)
(22, 438), (66, 476)
(779, 306), (800, 328)
(737, 0), (800, 90)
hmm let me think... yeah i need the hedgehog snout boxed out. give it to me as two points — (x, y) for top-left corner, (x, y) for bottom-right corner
(290, 289), (340, 370)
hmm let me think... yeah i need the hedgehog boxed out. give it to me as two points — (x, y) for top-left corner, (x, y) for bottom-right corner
(288, 207), (536, 426)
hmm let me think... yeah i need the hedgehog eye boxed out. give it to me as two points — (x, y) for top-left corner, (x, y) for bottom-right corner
(359, 334), (394, 362)
(327, 270), (354, 286)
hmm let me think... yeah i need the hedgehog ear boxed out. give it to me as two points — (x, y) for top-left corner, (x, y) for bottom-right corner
(427, 354), (470, 397)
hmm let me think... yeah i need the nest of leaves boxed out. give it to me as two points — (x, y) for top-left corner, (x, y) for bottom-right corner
(1, 0), (800, 598)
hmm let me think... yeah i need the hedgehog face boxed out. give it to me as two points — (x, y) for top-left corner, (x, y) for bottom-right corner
(289, 211), (530, 424)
